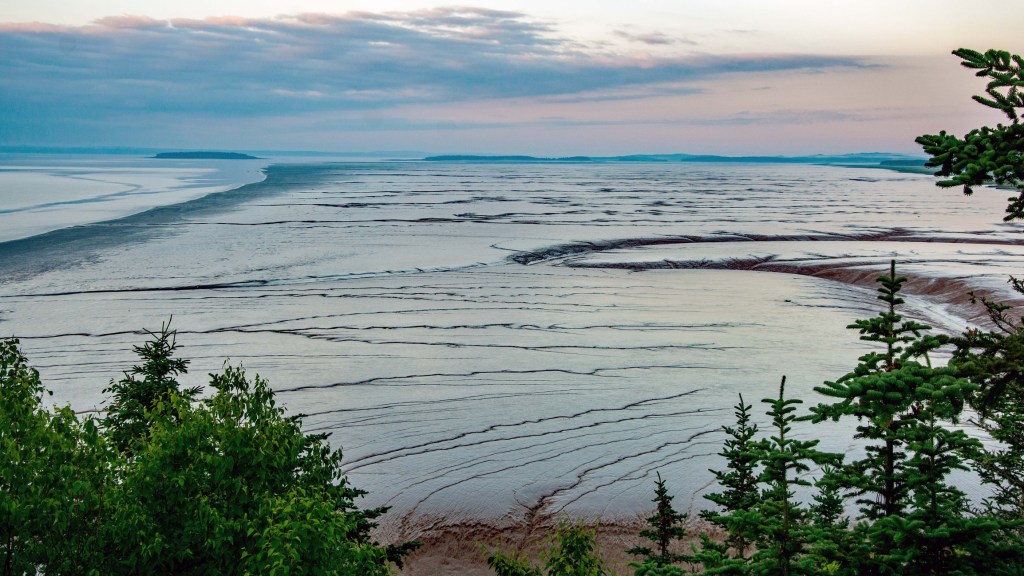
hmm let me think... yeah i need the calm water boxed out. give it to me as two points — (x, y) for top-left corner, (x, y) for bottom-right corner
(1, 159), (1020, 535)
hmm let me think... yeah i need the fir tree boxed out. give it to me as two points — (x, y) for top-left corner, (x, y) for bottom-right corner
(750, 377), (840, 576)
(951, 282), (1024, 524)
(688, 535), (747, 576)
(886, 407), (1005, 574)
(801, 466), (855, 575)
(811, 260), (955, 519)
(809, 260), (1013, 573)
(100, 363), (405, 575)
(916, 48), (1024, 221)
(915, 47), (1024, 556)
(700, 395), (760, 560)
(628, 472), (690, 573)
(102, 319), (199, 454)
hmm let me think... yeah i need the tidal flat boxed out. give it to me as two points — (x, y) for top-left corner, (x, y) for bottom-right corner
(1, 159), (1021, 543)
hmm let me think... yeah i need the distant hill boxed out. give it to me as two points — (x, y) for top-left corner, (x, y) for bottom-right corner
(423, 153), (926, 165)
(423, 155), (587, 162)
(152, 151), (261, 160)
(879, 159), (927, 167)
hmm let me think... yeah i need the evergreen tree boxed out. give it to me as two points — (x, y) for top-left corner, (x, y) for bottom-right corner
(700, 395), (761, 561)
(1, 327), (418, 575)
(749, 377), (840, 576)
(883, 406), (1007, 574)
(692, 382), (842, 576)
(688, 535), (747, 576)
(915, 47), (1024, 560)
(916, 48), (1024, 221)
(811, 260), (958, 519)
(100, 363), (402, 575)
(810, 260), (1012, 573)
(933, 288), (1024, 571)
(102, 319), (199, 453)
(803, 466), (854, 575)
(951, 283), (1024, 524)
(628, 472), (690, 573)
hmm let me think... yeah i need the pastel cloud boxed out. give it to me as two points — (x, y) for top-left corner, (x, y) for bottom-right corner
(613, 30), (697, 46)
(0, 8), (872, 149)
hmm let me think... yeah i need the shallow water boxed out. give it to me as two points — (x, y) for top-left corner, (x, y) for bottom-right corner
(0, 154), (268, 242)
(0, 159), (1019, 535)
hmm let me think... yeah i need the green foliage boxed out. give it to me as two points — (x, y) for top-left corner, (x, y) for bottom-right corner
(804, 467), (854, 574)
(808, 466), (844, 529)
(748, 377), (840, 576)
(700, 395), (760, 559)
(631, 561), (685, 576)
(627, 472), (689, 570)
(692, 381), (842, 576)
(689, 257), (1024, 574)
(2, 327), (410, 575)
(688, 535), (749, 575)
(101, 363), (395, 575)
(102, 319), (198, 454)
(915, 49), (1024, 557)
(943, 294), (1024, 574)
(488, 520), (609, 576)
(951, 283), (1024, 522)
(806, 260), (1018, 574)
(1, 338), (113, 576)
(877, 408), (999, 574)
(545, 521), (609, 576)
(915, 48), (1024, 220)
(487, 551), (544, 576)
(955, 279), (1024, 413)
(811, 260), (971, 520)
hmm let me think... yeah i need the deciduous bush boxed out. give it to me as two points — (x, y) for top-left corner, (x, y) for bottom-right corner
(1, 328), (409, 576)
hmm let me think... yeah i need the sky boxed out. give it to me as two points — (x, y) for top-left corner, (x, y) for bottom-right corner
(0, 1), (1021, 155)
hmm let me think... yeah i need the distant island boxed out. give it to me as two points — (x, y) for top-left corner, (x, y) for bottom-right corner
(152, 151), (261, 160)
(423, 152), (927, 166)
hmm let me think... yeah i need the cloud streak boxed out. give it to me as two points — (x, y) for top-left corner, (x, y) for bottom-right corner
(613, 29), (698, 46)
(0, 8), (868, 140)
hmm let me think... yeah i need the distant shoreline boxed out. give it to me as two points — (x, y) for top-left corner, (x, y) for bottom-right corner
(422, 152), (928, 166)
(152, 151), (262, 160)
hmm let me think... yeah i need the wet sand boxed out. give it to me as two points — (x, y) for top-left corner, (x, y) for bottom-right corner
(0, 160), (1020, 569)
(396, 517), (711, 575)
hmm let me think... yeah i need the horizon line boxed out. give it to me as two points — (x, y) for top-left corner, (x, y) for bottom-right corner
(0, 145), (927, 160)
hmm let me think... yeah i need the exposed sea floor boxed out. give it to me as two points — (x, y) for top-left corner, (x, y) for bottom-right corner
(1, 159), (1022, 538)
(0, 153), (269, 242)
